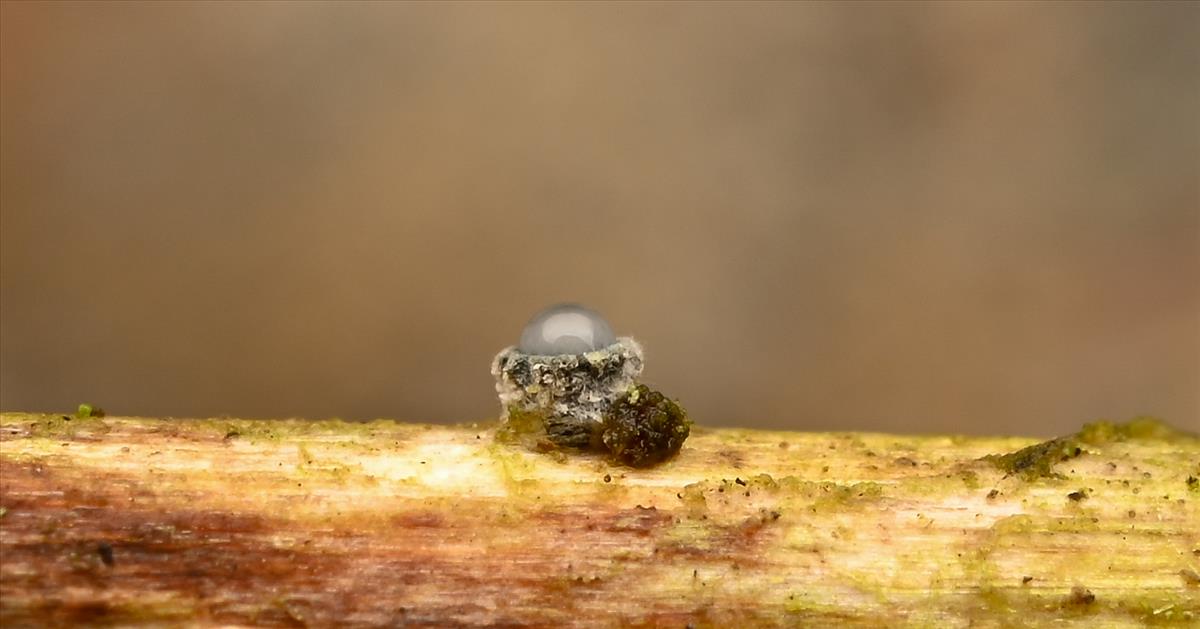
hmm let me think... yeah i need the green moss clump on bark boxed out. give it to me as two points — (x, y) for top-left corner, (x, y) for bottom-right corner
(983, 417), (1196, 481)
(1075, 417), (1192, 444)
(984, 437), (1082, 480)
(494, 406), (550, 447)
(599, 385), (691, 468)
(76, 403), (105, 418)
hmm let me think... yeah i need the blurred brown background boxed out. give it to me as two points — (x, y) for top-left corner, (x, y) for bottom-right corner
(2, 2), (1197, 436)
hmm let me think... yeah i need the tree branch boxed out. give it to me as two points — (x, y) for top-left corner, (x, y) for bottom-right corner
(1, 413), (1197, 626)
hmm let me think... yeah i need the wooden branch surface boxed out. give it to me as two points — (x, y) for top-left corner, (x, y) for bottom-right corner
(1, 413), (1198, 627)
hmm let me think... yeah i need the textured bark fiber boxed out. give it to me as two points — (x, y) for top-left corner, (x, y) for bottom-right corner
(1, 412), (1197, 628)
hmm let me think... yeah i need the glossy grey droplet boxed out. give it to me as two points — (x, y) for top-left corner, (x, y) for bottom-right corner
(518, 304), (616, 355)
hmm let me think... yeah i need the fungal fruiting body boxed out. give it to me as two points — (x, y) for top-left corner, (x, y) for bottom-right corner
(491, 304), (691, 466)
(492, 337), (643, 448)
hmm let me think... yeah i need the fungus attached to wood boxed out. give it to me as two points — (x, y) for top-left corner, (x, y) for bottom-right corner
(491, 304), (691, 466)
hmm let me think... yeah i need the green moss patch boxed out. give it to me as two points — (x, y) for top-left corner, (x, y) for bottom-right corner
(984, 418), (1195, 481)
(600, 385), (692, 468)
(984, 437), (1082, 480)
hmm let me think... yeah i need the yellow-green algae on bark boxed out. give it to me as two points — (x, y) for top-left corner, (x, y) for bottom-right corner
(1, 412), (1197, 627)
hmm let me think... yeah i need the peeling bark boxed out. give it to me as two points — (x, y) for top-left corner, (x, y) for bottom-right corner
(1, 413), (1197, 627)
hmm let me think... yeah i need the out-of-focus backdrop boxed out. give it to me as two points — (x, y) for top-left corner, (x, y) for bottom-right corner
(2, 2), (1197, 436)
